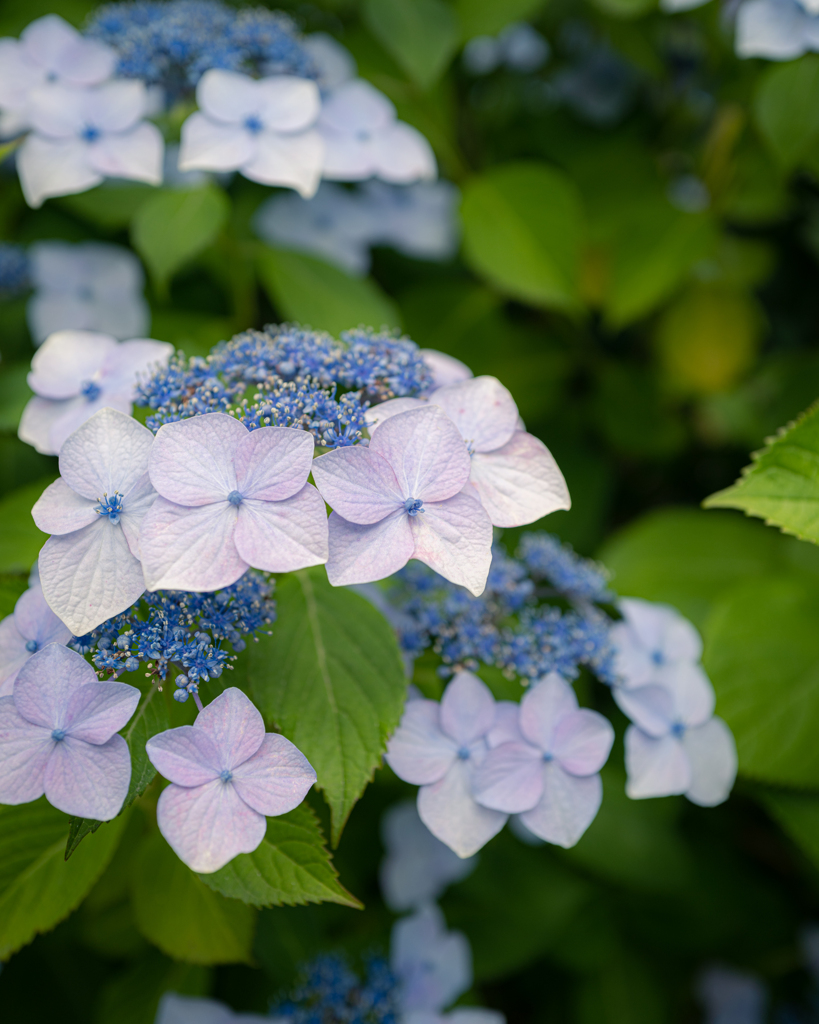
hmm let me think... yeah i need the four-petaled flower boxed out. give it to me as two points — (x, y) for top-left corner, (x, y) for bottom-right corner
(317, 79), (436, 183)
(19, 328), (172, 455)
(17, 78), (164, 208)
(473, 673), (614, 848)
(311, 405), (493, 596)
(0, 644), (139, 819)
(0, 584), (72, 697)
(139, 413), (329, 592)
(366, 376), (570, 529)
(145, 687), (317, 872)
(32, 407), (156, 636)
(385, 671), (507, 858)
(179, 69), (323, 198)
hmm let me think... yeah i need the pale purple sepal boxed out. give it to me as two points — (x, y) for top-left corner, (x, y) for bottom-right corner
(391, 903), (471, 1014)
(610, 597), (704, 690)
(420, 350), (473, 390)
(0, 585), (72, 697)
(518, 766), (603, 849)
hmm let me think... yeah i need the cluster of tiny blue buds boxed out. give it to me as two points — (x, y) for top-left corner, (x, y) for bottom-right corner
(273, 954), (398, 1024)
(0, 242), (29, 298)
(385, 533), (617, 685)
(71, 570), (275, 685)
(85, 0), (315, 99)
(136, 323), (433, 446)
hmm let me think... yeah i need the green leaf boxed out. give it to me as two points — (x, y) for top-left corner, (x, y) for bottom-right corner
(65, 817), (104, 860)
(200, 804), (361, 909)
(0, 363), (32, 432)
(455, 0), (546, 38)
(461, 162), (584, 312)
(249, 568), (406, 843)
(0, 477), (53, 573)
(58, 182), (154, 229)
(257, 247), (400, 337)
(131, 831), (256, 965)
(703, 573), (819, 787)
(754, 56), (819, 170)
(575, 948), (668, 1024)
(0, 573), (27, 617)
(760, 788), (819, 869)
(363, 0), (460, 89)
(704, 401), (819, 545)
(0, 798), (128, 959)
(131, 185), (230, 294)
(95, 948), (209, 1024)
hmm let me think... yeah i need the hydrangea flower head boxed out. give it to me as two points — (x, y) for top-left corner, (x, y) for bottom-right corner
(140, 413), (328, 592)
(32, 407), (156, 636)
(617, 672), (737, 806)
(367, 376), (570, 528)
(26, 240), (150, 344)
(386, 670), (507, 857)
(17, 78), (164, 208)
(19, 328), (172, 455)
(179, 69), (323, 197)
(735, 0), (819, 60)
(312, 405), (493, 596)
(0, 15), (116, 137)
(473, 674), (614, 848)
(0, 644), (139, 819)
(610, 598), (709, 691)
(379, 800), (476, 911)
(318, 79), (437, 183)
(146, 686), (316, 872)
(0, 584), (72, 697)
(391, 903), (471, 1014)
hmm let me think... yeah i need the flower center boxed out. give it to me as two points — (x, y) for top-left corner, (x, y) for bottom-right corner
(457, 746), (470, 760)
(227, 490), (243, 506)
(25, 639), (38, 653)
(244, 114), (264, 134)
(404, 497), (425, 516)
(81, 125), (101, 142)
(356, 129), (371, 142)
(95, 492), (124, 524)
(671, 722), (685, 738)
(219, 769), (233, 783)
(51, 728), (66, 742)
(542, 751), (553, 762)
(80, 379), (101, 402)
(651, 649), (665, 666)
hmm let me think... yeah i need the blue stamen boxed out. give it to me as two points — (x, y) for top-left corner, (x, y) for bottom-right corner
(95, 492), (124, 525)
(80, 379), (102, 402)
(81, 125), (101, 142)
(457, 746), (470, 760)
(25, 639), (38, 653)
(51, 729), (66, 742)
(227, 490), (243, 506)
(244, 114), (263, 134)
(404, 497), (424, 516)
(542, 751), (553, 762)
(651, 650), (665, 666)
(671, 722), (685, 738)
(219, 768), (233, 783)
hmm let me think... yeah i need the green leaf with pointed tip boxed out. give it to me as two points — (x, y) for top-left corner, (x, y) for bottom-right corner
(249, 568), (406, 844)
(0, 798), (128, 959)
(754, 55), (819, 170)
(131, 832), (256, 966)
(704, 400), (819, 545)
(363, 0), (460, 89)
(199, 804), (361, 909)
(0, 477), (53, 573)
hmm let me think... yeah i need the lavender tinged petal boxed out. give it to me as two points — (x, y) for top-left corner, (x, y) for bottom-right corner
(364, 397), (425, 435)
(44, 733), (131, 820)
(194, 688), (265, 770)
(146, 726), (223, 786)
(63, 681), (140, 744)
(625, 726), (691, 799)
(234, 425), (314, 502)
(58, 407), (155, 502)
(325, 510), (414, 587)
(27, 330), (116, 400)
(391, 903), (472, 1013)
(0, 618), (30, 698)
(13, 644), (96, 731)
(13, 585), (71, 647)
(233, 486), (328, 573)
(518, 674), (578, 750)
(149, 413), (245, 505)
(486, 701), (525, 747)
(518, 764), (602, 848)
(551, 709), (614, 777)
(439, 671), (496, 747)
(31, 478), (99, 536)
(613, 683), (676, 738)
(472, 741), (543, 814)
(409, 492), (493, 598)
(682, 717), (737, 807)
(311, 446), (405, 524)
(0, 697), (51, 804)
(231, 733), (316, 816)
(417, 760), (507, 858)
(430, 376), (519, 453)
(385, 700), (457, 785)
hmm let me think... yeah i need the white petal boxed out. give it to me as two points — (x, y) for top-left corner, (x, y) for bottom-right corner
(19, 397), (77, 456)
(682, 716), (737, 807)
(324, 509), (414, 587)
(31, 477), (98, 535)
(149, 413), (245, 505)
(179, 112), (255, 172)
(22, 15), (115, 86)
(58, 406), (155, 501)
(385, 699), (457, 785)
(241, 128), (324, 198)
(370, 121), (437, 183)
(430, 376), (518, 452)
(624, 726), (691, 800)
(613, 683), (675, 737)
(257, 76), (321, 132)
(87, 121), (164, 186)
(364, 397), (426, 435)
(233, 485), (328, 573)
(417, 759), (507, 858)
(27, 329), (115, 399)
(410, 492), (493, 597)
(319, 80), (395, 133)
(17, 134), (101, 209)
(518, 763), (602, 848)
(196, 69), (263, 123)
(735, 0), (809, 59)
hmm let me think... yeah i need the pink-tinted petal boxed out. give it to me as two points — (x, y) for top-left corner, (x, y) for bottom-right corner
(472, 741), (543, 813)
(241, 129), (324, 199)
(624, 726), (691, 799)
(551, 709), (614, 777)
(231, 733), (316, 815)
(44, 732), (131, 819)
(17, 134), (101, 209)
(518, 674), (578, 751)
(371, 406), (471, 503)
(410, 492), (493, 597)
(417, 760), (507, 858)
(235, 426), (314, 501)
(364, 398), (425, 435)
(257, 75), (321, 132)
(486, 700), (524, 747)
(119, 472), (157, 559)
(179, 111), (255, 171)
(64, 680), (140, 744)
(38, 520), (146, 636)
(421, 350), (472, 389)
(518, 763), (602, 848)
(469, 432), (570, 529)
(150, 414), (246, 505)
(370, 121), (436, 183)
(156, 778), (267, 873)
(14, 585), (71, 647)
(27, 329), (115, 399)
(0, 618), (29, 697)
(195, 688), (265, 771)
(431, 377), (518, 453)
(32, 477), (98, 535)
(385, 700), (456, 785)
(311, 447), (403, 524)
(325, 509), (414, 587)
(58, 407), (154, 501)
(88, 121), (164, 186)
(0, 697), (51, 804)
(440, 671), (496, 747)
(682, 716), (737, 807)
(233, 485), (328, 573)
(146, 726), (222, 786)
(140, 498), (246, 592)
(14, 644), (96, 731)
(614, 683), (675, 738)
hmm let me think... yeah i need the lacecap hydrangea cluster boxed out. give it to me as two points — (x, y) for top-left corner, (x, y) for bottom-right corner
(273, 955), (398, 1024)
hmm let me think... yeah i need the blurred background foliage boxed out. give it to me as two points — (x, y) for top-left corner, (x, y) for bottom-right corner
(4, 0), (819, 1021)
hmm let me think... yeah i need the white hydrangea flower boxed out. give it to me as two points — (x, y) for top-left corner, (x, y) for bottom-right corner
(735, 0), (819, 59)
(362, 180), (459, 261)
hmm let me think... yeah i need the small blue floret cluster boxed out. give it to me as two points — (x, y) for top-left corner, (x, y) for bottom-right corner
(136, 324), (433, 447)
(386, 534), (617, 685)
(85, 0), (315, 95)
(72, 570), (275, 696)
(273, 954), (398, 1024)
